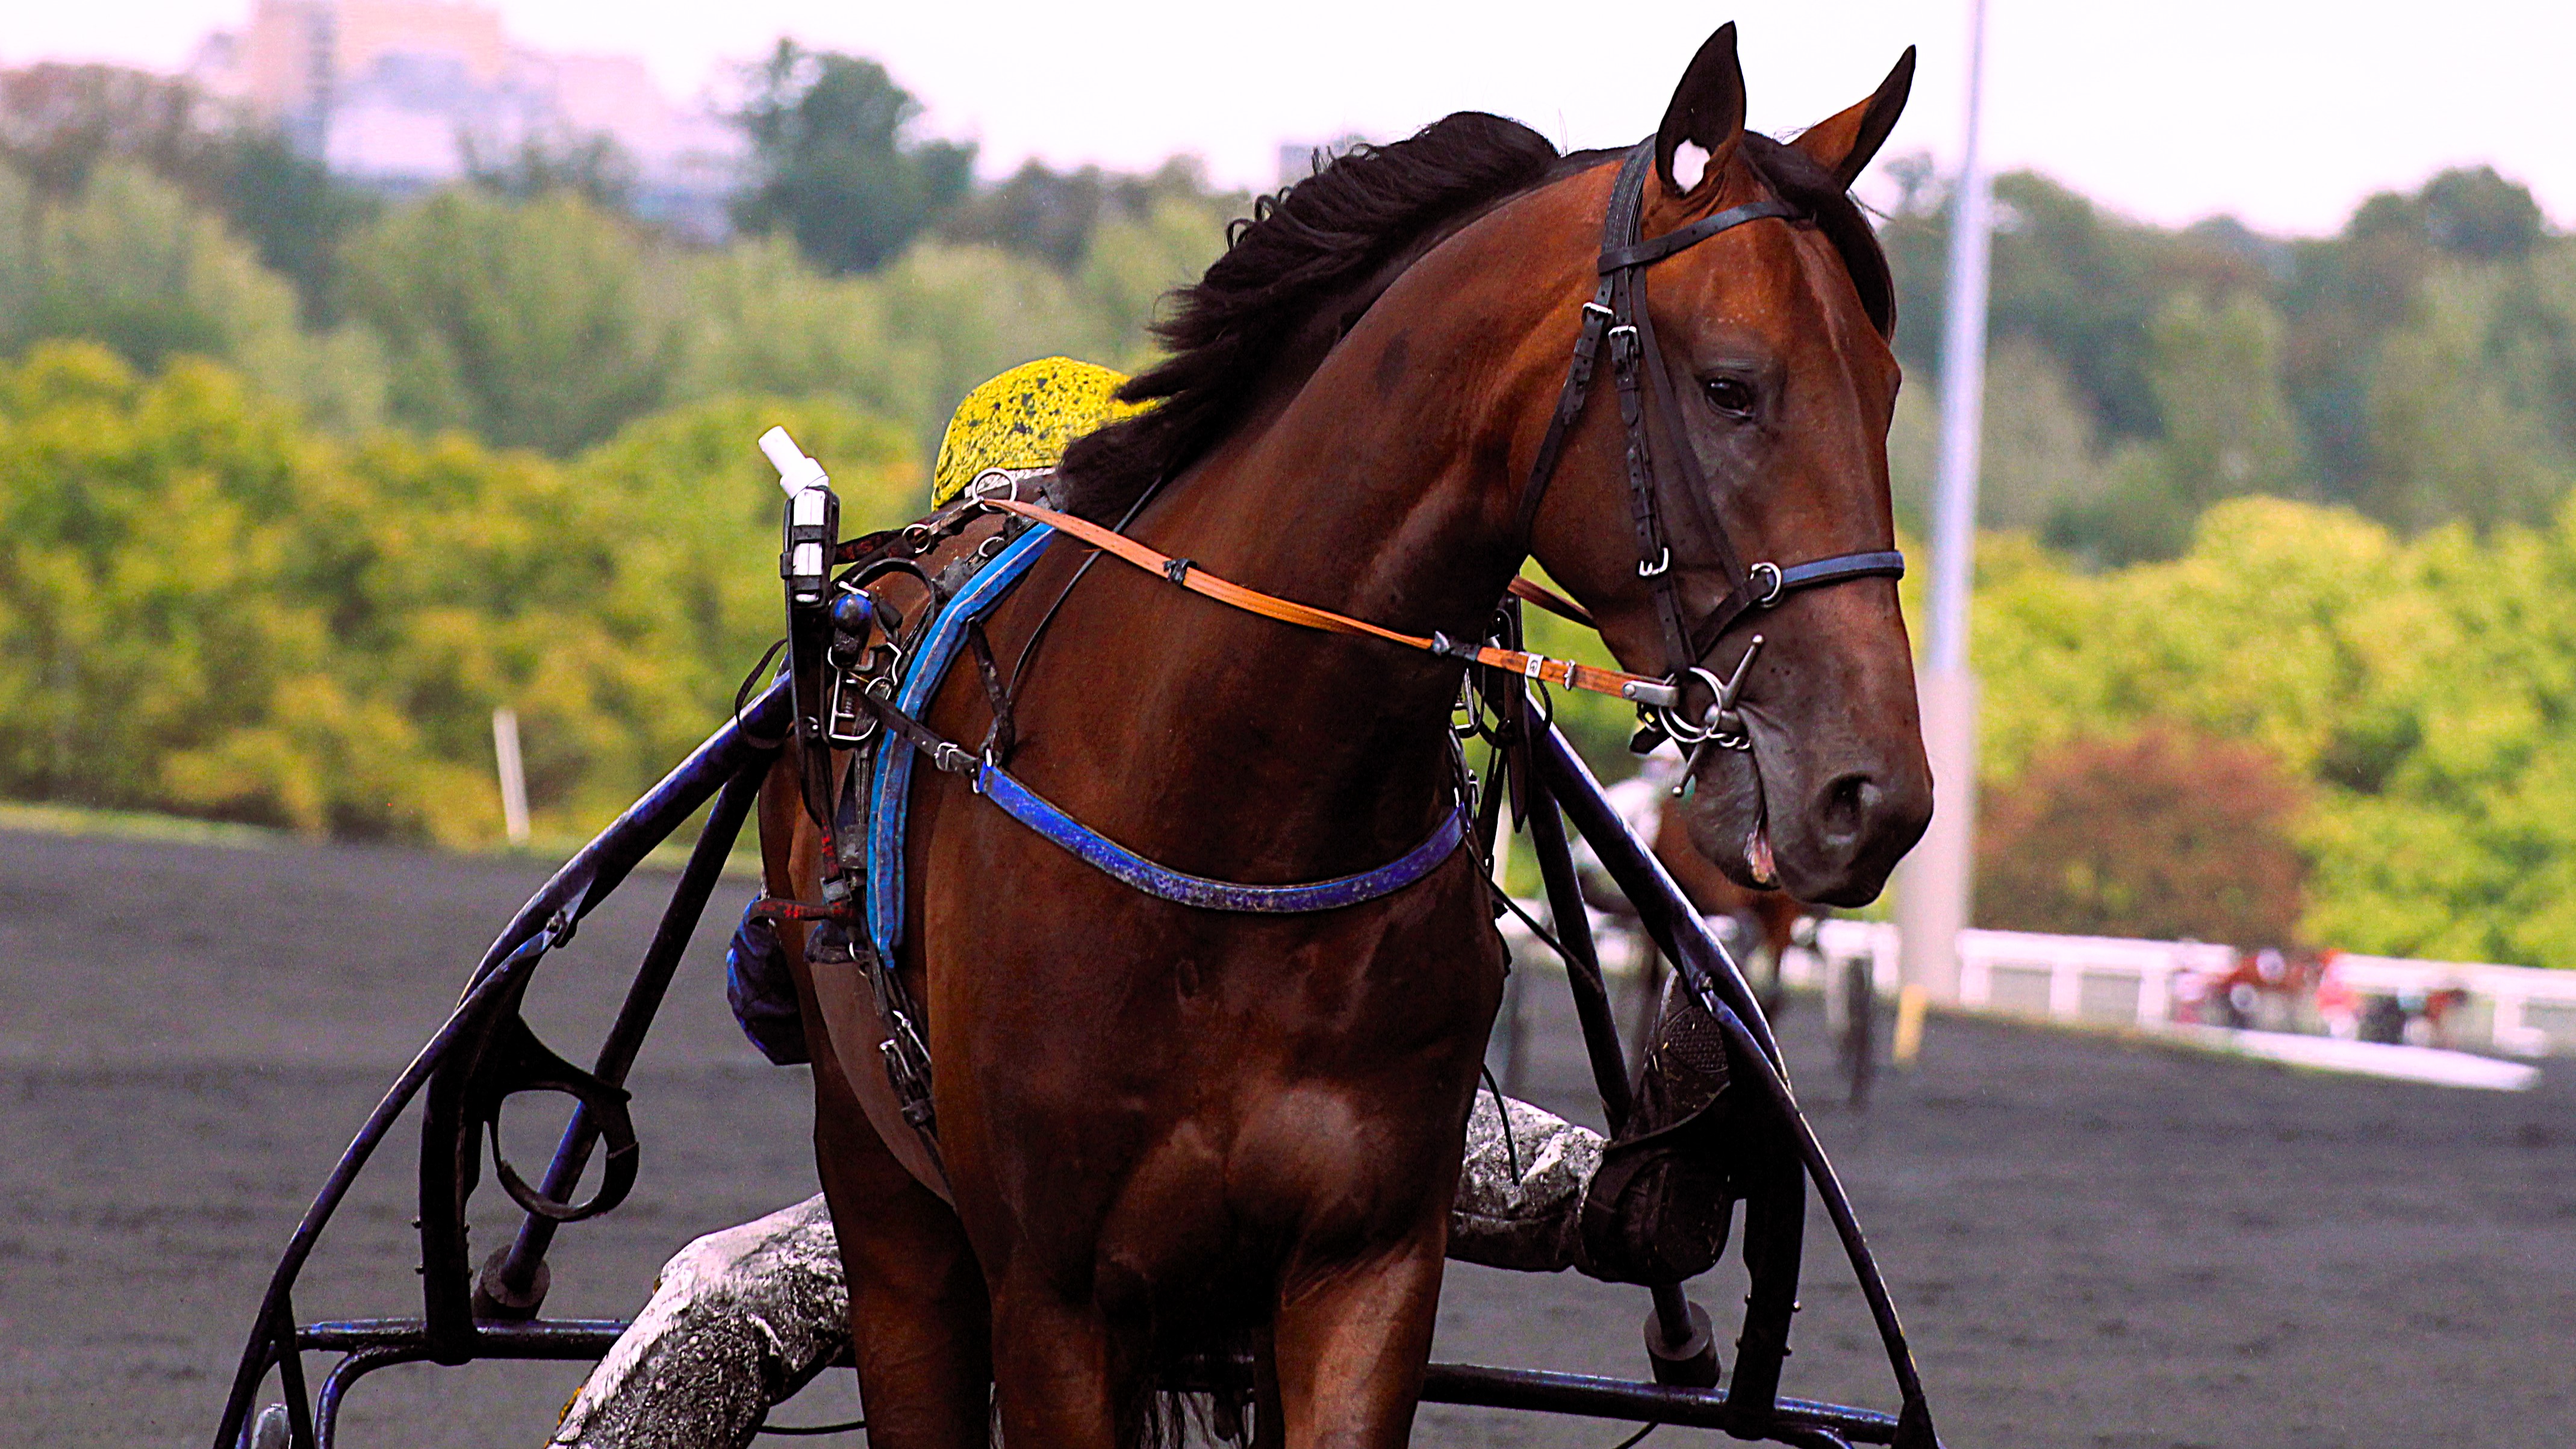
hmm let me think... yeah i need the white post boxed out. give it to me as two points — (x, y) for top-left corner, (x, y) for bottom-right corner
(1894, 0), (1994, 1062)
(492, 706), (531, 846)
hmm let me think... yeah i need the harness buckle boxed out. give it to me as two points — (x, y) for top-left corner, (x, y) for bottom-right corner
(1638, 546), (1671, 578)
(1748, 561), (1785, 607)
(1607, 323), (1641, 361)
(1582, 301), (1615, 323)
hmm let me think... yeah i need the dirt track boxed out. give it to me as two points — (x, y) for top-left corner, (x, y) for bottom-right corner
(4, 825), (2571, 1448)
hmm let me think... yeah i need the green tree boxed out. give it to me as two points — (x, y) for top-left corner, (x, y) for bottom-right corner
(730, 43), (975, 275)
(1884, 169), (2266, 443)
(0, 343), (423, 831)
(341, 189), (679, 453)
(0, 161), (384, 429)
(0, 62), (204, 199)
(2277, 168), (2553, 506)
(2044, 291), (2309, 565)
(0, 340), (932, 843)
(2363, 264), (2574, 532)
(671, 234), (937, 431)
(942, 157), (1237, 274)
(870, 242), (1114, 456)
(1074, 193), (1232, 368)
(462, 132), (639, 210)
(1967, 492), (2576, 966)
(2145, 291), (2306, 506)
(1, 62), (376, 317)
(570, 392), (922, 789)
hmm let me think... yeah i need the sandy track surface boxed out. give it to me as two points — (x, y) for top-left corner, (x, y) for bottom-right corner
(3, 826), (2569, 1448)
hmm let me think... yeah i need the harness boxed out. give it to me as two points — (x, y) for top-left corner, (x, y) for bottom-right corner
(768, 137), (1908, 1148)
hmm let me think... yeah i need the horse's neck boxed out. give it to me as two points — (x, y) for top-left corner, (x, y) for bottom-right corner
(1099, 308), (1524, 859)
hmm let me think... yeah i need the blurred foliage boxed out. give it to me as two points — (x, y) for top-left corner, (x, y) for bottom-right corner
(729, 43), (975, 275)
(0, 341), (915, 844)
(1883, 157), (2576, 564)
(340, 190), (683, 454)
(462, 132), (639, 211)
(0, 161), (386, 429)
(0, 55), (1238, 462)
(1, 62), (377, 318)
(1975, 496), (2576, 967)
(1977, 725), (2307, 945)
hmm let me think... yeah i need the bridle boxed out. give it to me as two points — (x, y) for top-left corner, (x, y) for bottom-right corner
(1514, 140), (1905, 750)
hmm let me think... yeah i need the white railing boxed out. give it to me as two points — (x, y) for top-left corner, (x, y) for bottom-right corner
(2332, 953), (2576, 1059)
(1797, 922), (2576, 1059)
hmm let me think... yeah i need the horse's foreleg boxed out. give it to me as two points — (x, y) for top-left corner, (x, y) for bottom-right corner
(1267, 1230), (1448, 1449)
(795, 926), (991, 1448)
(986, 1271), (1128, 1449)
(767, 758), (992, 1449)
(809, 1073), (993, 1449)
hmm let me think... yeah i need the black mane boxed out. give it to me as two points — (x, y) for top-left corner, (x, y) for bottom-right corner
(1053, 115), (1894, 522)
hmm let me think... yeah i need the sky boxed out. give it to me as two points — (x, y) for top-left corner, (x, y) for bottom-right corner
(11, 1), (2573, 237)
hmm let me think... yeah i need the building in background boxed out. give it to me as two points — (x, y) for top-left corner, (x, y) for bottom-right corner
(186, 0), (738, 232)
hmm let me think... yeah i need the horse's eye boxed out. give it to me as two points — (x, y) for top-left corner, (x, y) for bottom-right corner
(1702, 376), (1758, 417)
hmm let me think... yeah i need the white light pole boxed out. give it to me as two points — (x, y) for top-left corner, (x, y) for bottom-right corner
(1894, 0), (1993, 1062)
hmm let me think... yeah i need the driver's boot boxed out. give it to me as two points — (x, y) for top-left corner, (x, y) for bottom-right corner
(1575, 975), (1750, 1283)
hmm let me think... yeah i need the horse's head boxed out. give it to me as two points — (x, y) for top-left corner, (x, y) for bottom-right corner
(1523, 25), (1929, 906)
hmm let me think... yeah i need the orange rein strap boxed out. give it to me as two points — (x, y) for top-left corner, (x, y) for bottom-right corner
(985, 498), (1679, 710)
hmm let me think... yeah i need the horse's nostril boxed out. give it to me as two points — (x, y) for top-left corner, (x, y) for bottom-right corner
(1820, 773), (1878, 840)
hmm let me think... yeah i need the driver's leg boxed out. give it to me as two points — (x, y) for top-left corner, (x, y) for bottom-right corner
(547, 1197), (846, 1449)
(1450, 974), (1748, 1283)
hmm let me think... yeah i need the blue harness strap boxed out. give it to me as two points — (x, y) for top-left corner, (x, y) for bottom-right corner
(975, 763), (1467, 913)
(862, 519), (1469, 963)
(868, 523), (1057, 964)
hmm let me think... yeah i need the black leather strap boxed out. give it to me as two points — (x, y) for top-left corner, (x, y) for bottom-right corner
(1510, 285), (1616, 543)
(1779, 550), (1905, 593)
(1595, 197), (1799, 272)
(1519, 139), (1903, 715)
(1686, 548), (1908, 661)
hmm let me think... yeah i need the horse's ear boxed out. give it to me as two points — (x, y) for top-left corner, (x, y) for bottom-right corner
(1789, 47), (1917, 189)
(1656, 22), (1747, 198)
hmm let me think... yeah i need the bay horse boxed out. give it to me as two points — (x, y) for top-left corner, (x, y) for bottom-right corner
(764, 24), (1927, 1448)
